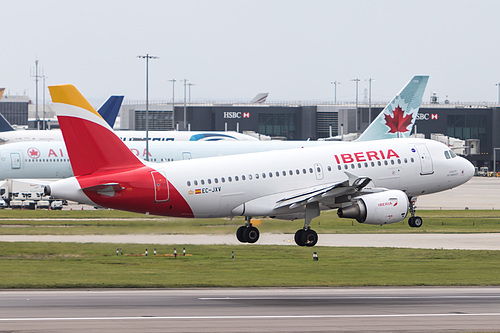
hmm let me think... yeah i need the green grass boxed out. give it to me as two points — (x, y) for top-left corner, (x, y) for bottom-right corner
(1, 209), (500, 235)
(0, 242), (499, 288)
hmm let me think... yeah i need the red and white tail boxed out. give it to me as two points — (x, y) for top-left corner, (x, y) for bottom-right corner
(48, 84), (144, 176)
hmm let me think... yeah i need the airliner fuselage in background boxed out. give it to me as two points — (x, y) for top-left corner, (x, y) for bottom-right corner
(44, 83), (474, 247)
(0, 76), (429, 179)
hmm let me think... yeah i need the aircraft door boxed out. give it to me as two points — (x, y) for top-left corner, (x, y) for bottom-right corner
(10, 153), (21, 169)
(414, 144), (434, 175)
(151, 171), (169, 202)
(182, 152), (192, 160)
(314, 163), (324, 180)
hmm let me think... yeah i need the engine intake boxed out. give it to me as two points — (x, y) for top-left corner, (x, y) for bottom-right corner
(337, 190), (408, 225)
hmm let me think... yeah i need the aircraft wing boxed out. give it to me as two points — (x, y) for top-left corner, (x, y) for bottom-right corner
(274, 173), (372, 210)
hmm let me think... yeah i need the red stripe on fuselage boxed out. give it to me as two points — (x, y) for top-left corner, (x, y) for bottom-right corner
(76, 165), (194, 218)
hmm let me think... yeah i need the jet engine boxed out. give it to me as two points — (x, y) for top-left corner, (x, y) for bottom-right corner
(337, 190), (408, 225)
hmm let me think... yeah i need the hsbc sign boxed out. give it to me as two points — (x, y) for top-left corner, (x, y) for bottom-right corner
(223, 112), (251, 119)
(416, 113), (439, 121)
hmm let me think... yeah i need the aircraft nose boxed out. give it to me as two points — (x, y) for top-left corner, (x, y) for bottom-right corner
(461, 158), (475, 180)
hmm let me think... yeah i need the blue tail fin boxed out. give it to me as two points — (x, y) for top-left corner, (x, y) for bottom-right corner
(356, 75), (428, 141)
(97, 96), (124, 128)
(0, 113), (15, 132)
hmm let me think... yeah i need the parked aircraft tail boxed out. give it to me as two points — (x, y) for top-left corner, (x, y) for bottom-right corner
(356, 75), (428, 141)
(252, 93), (268, 104)
(48, 85), (143, 176)
(97, 95), (123, 128)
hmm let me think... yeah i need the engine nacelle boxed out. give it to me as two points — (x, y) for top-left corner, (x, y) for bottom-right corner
(337, 190), (408, 225)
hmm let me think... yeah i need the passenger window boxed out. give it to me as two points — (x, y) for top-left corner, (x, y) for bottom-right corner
(228, 177), (232, 182)
(309, 168), (313, 173)
(208, 179), (212, 184)
(357, 163), (361, 168)
(397, 159), (401, 164)
(390, 160), (394, 165)
(215, 178), (219, 183)
(262, 173), (266, 178)
(187, 181), (191, 186)
(404, 158), (408, 163)
(289, 170), (293, 175)
(255, 174), (259, 179)
(276, 171), (279, 177)
(249, 174), (253, 180)
(411, 157), (415, 163)
(201, 180), (205, 185)
(296, 169), (300, 175)
(221, 177), (225, 183)
(302, 169), (306, 174)
(384, 160), (388, 166)
(338, 165), (342, 170)
(241, 175), (246, 181)
(269, 172), (273, 178)
(282, 171), (286, 176)
(344, 165), (348, 170)
(351, 164), (355, 169)
(235, 176), (239, 181)
(327, 166), (331, 171)
(377, 161), (382, 166)
(371, 162), (375, 167)
(194, 180), (198, 186)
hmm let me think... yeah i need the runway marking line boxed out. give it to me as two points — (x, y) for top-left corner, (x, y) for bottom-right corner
(2, 313), (500, 322)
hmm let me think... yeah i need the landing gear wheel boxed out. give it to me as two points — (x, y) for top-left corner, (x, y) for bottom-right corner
(295, 229), (305, 246)
(302, 229), (318, 247)
(236, 226), (247, 243)
(413, 216), (423, 228)
(244, 226), (260, 243)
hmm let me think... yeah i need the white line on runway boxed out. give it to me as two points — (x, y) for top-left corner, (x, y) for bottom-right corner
(198, 295), (500, 300)
(2, 313), (500, 321)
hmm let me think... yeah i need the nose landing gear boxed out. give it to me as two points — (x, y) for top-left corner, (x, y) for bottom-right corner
(408, 197), (423, 228)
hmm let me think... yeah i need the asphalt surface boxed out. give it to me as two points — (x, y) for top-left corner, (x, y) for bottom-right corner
(2, 233), (500, 250)
(1, 288), (500, 332)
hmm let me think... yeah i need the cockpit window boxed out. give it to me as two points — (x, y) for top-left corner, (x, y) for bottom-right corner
(444, 151), (450, 159)
(449, 150), (457, 158)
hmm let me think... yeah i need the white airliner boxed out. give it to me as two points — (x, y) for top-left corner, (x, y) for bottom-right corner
(0, 76), (429, 179)
(44, 84), (474, 246)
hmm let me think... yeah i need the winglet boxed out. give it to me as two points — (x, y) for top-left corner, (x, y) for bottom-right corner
(357, 75), (429, 141)
(97, 95), (124, 128)
(49, 84), (143, 176)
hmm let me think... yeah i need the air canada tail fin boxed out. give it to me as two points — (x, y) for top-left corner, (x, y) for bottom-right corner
(97, 95), (124, 128)
(356, 75), (429, 141)
(48, 84), (143, 177)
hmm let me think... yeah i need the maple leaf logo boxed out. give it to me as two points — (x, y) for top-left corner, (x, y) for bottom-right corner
(384, 105), (413, 135)
(27, 147), (40, 159)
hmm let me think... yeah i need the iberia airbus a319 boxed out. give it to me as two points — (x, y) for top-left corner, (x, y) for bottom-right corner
(44, 84), (474, 247)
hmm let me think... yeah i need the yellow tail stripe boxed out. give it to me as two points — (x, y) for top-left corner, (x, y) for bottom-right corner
(49, 84), (102, 118)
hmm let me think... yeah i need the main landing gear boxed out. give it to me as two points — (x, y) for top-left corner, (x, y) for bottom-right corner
(408, 196), (423, 228)
(294, 202), (320, 247)
(236, 216), (260, 243)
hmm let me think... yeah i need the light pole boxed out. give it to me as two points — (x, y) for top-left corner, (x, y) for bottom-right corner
(31, 60), (41, 130)
(187, 82), (195, 103)
(351, 78), (360, 132)
(169, 79), (176, 129)
(496, 83), (500, 104)
(330, 81), (340, 104)
(366, 78), (374, 125)
(42, 75), (47, 130)
(183, 79), (188, 130)
(137, 54), (159, 161)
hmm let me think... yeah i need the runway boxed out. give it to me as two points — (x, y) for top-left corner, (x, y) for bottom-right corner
(2, 233), (500, 250)
(1, 288), (500, 332)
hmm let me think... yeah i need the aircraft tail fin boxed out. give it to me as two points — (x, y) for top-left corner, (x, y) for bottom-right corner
(0, 113), (15, 132)
(0, 88), (5, 100)
(252, 93), (269, 104)
(356, 75), (429, 141)
(48, 84), (143, 176)
(97, 95), (124, 128)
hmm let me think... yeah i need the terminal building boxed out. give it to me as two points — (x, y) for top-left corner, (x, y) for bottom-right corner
(2, 94), (500, 170)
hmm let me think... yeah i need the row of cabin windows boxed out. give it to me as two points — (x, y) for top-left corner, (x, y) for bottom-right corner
(186, 157), (413, 187)
(336, 157), (415, 171)
(25, 159), (70, 163)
